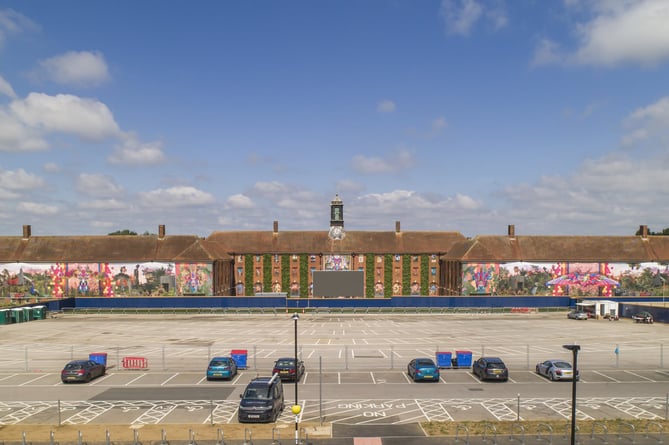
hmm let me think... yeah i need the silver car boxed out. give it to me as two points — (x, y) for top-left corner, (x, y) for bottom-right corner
(567, 311), (588, 320)
(535, 359), (578, 381)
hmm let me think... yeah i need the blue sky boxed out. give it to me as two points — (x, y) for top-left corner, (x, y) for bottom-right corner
(1, 0), (669, 238)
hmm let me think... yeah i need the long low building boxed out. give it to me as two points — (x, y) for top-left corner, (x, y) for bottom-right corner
(1, 196), (668, 301)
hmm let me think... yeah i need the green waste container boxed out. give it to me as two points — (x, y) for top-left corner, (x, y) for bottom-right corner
(0, 309), (9, 324)
(23, 307), (34, 321)
(32, 305), (46, 320)
(11, 308), (25, 323)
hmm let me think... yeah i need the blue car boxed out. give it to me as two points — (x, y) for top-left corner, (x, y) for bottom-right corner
(206, 356), (238, 380)
(407, 358), (440, 382)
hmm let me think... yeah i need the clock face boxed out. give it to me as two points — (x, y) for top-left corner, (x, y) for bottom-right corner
(329, 225), (344, 240)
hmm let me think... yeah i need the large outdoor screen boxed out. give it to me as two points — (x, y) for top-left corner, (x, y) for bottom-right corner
(312, 270), (364, 297)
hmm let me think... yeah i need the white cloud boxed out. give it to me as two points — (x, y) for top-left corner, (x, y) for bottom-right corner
(0, 168), (45, 191)
(531, 39), (563, 67)
(77, 199), (129, 210)
(499, 151), (669, 234)
(18, 201), (58, 215)
(0, 109), (48, 152)
(538, 0), (669, 67)
(138, 186), (215, 207)
(440, 0), (483, 35)
(352, 149), (416, 174)
(572, 0), (669, 66)
(622, 96), (669, 146)
(108, 135), (166, 165)
(90, 220), (115, 228)
(357, 190), (482, 211)
(0, 9), (39, 48)
(0, 74), (16, 98)
(486, 0), (508, 30)
(252, 181), (290, 196)
(38, 50), (110, 87)
(335, 179), (365, 194)
(76, 173), (124, 198)
(377, 100), (396, 113)
(10, 92), (120, 140)
(227, 194), (255, 209)
(42, 162), (60, 173)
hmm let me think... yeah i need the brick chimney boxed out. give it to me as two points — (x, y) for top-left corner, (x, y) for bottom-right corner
(158, 224), (166, 239)
(273, 220), (278, 233)
(640, 224), (649, 239)
(395, 221), (401, 233)
(508, 224), (515, 238)
(22, 224), (31, 239)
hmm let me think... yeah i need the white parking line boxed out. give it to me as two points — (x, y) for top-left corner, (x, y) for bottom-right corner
(125, 373), (147, 386)
(624, 370), (654, 381)
(594, 370), (620, 382)
(161, 373), (179, 385)
(19, 374), (52, 386)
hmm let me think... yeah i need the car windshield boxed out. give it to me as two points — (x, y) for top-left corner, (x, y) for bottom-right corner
(554, 361), (571, 368)
(244, 387), (270, 400)
(65, 363), (83, 370)
(416, 360), (434, 367)
(210, 360), (228, 366)
(276, 359), (295, 367)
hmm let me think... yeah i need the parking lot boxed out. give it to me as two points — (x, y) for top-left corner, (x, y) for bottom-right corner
(0, 311), (668, 426)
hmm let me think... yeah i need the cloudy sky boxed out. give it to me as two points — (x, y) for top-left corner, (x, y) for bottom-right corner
(1, 0), (669, 238)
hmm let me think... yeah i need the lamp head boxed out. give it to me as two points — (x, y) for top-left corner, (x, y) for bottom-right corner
(562, 344), (581, 352)
(291, 313), (300, 321)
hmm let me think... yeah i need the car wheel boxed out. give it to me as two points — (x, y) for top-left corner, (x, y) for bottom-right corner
(85, 373), (92, 383)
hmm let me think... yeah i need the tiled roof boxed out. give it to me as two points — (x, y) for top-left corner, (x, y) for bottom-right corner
(444, 235), (664, 262)
(0, 235), (209, 262)
(205, 230), (467, 254)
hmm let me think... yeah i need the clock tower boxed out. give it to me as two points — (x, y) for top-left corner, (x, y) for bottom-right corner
(328, 194), (345, 240)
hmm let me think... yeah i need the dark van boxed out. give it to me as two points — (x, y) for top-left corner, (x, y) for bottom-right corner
(238, 374), (284, 423)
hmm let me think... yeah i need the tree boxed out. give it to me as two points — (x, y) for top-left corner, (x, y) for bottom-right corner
(108, 229), (138, 236)
(635, 227), (669, 236)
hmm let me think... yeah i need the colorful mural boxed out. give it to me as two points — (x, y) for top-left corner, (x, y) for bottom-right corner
(462, 261), (669, 297)
(0, 261), (210, 298)
(324, 255), (351, 271)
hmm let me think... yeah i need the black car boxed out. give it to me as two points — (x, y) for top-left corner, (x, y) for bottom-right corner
(272, 357), (305, 381)
(472, 357), (508, 381)
(238, 375), (285, 423)
(61, 359), (106, 383)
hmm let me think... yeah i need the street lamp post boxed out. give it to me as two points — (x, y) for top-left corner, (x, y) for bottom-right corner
(563, 344), (581, 445)
(291, 313), (300, 444)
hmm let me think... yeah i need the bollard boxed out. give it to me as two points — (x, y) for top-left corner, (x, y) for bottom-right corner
(161, 428), (169, 445)
(188, 428), (197, 445)
(133, 429), (141, 445)
(106, 430), (111, 445)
